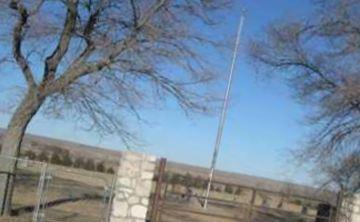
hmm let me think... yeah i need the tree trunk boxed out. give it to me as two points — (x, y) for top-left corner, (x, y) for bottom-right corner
(0, 88), (44, 216)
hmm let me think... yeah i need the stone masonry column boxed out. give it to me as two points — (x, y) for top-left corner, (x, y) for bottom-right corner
(110, 152), (156, 222)
(339, 194), (360, 222)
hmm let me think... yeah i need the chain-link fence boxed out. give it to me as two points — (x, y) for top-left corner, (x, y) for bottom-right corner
(0, 155), (117, 222)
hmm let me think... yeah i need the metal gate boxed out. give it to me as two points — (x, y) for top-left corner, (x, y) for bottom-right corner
(0, 155), (116, 222)
(149, 159), (341, 222)
(37, 165), (116, 222)
(0, 155), (49, 221)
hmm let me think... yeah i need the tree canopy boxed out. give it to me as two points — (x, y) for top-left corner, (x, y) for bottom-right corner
(0, 0), (230, 146)
(0, 0), (232, 215)
(249, 0), (360, 193)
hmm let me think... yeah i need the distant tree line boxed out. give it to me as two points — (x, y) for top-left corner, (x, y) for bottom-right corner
(0, 143), (115, 174)
(20, 149), (115, 174)
(164, 172), (243, 195)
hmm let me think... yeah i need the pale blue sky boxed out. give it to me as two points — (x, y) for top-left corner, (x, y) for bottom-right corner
(0, 1), (315, 184)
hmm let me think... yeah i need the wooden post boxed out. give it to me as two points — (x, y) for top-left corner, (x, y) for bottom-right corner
(151, 158), (167, 222)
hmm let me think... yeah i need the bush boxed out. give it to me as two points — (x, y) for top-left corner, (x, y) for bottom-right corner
(107, 167), (115, 174)
(183, 173), (193, 187)
(170, 173), (182, 185)
(193, 176), (204, 189)
(225, 185), (233, 194)
(50, 153), (62, 165)
(235, 187), (242, 195)
(164, 172), (171, 182)
(292, 199), (303, 206)
(84, 158), (95, 171)
(24, 150), (36, 160)
(96, 162), (105, 172)
(61, 152), (73, 166)
(202, 181), (209, 189)
(73, 157), (85, 168)
(36, 151), (49, 162)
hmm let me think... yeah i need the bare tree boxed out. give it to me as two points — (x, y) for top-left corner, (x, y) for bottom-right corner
(323, 151), (359, 195)
(248, 0), (360, 193)
(0, 0), (231, 215)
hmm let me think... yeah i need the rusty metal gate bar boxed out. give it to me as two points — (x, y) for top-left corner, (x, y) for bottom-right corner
(151, 158), (167, 222)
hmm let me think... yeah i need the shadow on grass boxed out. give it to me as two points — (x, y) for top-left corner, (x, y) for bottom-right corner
(11, 193), (104, 216)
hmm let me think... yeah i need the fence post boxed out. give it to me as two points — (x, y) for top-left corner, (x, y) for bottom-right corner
(151, 158), (167, 222)
(105, 174), (117, 222)
(247, 188), (256, 222)
(32, 162), (47, 222)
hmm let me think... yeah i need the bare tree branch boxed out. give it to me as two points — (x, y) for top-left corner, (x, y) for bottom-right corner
(43, 0), (79, 84)
(45, 0), (170, 95)
(2, 0), (230, 145)
(0, 0), (231, 214)
(10, 0), (36, 88)
(45, 37), (136, 95)
(249, 0), (360, 193)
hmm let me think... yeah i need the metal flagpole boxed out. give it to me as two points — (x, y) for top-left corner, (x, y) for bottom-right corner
(203, 12), (245, 209)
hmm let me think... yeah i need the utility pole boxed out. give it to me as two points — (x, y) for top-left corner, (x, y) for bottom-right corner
(203, 12), (245, 209)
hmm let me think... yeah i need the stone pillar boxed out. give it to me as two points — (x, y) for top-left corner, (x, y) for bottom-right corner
(110, 152), (156, 222)
(340, 194), (360, 222)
